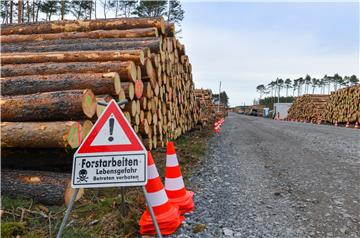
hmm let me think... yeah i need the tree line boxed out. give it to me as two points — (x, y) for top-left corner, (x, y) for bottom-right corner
(1, 0), (184, 31)
(256, 74), (359, 100)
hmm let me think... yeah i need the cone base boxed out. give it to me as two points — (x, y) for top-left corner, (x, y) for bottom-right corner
(168, 190), (194, 214)
(139, 205), (184, 235)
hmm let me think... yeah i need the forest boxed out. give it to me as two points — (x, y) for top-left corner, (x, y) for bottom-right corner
(0, 0), (184, 30)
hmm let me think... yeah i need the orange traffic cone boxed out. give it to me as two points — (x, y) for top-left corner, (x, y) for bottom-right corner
(355, 121), (359, 129)
(139, 151), (184, 235)
(165, 142), (194, 214)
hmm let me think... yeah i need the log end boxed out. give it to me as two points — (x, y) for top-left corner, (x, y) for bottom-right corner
(66, 122), (82, 149)
(81, 120), (94, 141)
(112, 72), (122, 95)
(134, 80), (144, 99)
(64, 182), (85, 206)
(128, 61), (137, 82)
(82, 89), (97, 118)
(118, 88), (126, 109)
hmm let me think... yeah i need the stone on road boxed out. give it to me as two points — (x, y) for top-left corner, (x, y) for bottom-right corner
(176, 113), (360, 238)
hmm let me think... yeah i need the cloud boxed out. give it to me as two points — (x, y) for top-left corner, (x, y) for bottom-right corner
(181, 22), (359, 106)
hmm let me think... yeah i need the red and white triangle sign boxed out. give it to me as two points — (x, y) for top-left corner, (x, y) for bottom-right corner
(77, 99), (146, 154)
(72, 100), (147, 188)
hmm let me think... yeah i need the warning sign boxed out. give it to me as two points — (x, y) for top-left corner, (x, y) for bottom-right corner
(71, 100), (147, 188)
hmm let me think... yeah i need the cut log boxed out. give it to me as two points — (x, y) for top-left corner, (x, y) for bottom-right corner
(1, 17), (165, 35)
(1, 28), (159, 43)
(1, 121), (82, 149)
(1, 50), (145, 65)
(1, 61), (137, 82)
(96, 95), (113, 117)
(81, 120), (94, 141)
(165, 22), (175, 37)
(1, 72), (121, 96)
(1, 38), (162, 53)
(121, 82), (135, 100)
(134, 79), (144, 99)
(1, 169), (84, 205)
(0, 89), (96, 121)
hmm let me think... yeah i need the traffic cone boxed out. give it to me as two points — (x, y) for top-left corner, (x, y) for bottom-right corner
(355, 121), (359, 129)
(165, 142), (194, 214)
(345, 121), (349, 128)
(139, 151), (184, 235)
(335, 120), (338, 127)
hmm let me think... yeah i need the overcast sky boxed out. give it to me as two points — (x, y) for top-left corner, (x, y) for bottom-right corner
(180, 2), (359, 106)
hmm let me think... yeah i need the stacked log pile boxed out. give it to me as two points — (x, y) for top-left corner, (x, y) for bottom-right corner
(324, 85), (360, 123)
(194, 89), (215, 125)
(287, 94), (329, 123)
(0, 17), (204, 204)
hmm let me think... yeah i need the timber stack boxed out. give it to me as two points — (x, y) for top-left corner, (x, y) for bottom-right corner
(0, 17), (203, 205)
(324, 85), (360, 124)
(287, 94), (329, 123)
(194, 89), (215, 126)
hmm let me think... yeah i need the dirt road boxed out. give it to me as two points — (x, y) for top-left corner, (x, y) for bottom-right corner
(176, 113), (360, 238)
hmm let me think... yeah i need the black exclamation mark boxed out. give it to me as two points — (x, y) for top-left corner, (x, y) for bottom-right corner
(108, 118), (114, 142)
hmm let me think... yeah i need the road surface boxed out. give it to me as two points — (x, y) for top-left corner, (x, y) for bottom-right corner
(176, 113), (360, 238)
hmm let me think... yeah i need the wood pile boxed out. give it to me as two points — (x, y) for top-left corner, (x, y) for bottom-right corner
(1, 17), (203, 204)
(194, 89), (215, 125)
(287, 94), (329, 123)
(324, 85), (360, 123)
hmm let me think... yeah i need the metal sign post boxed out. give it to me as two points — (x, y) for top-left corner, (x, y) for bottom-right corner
(56, 100), (162, 238)
(56, 188), (79, 238)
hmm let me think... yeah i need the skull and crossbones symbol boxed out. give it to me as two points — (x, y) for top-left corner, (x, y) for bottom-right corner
(77, 169), (88, 183)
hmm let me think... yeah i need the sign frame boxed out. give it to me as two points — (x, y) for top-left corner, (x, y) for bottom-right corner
(56, 100), (162, 238)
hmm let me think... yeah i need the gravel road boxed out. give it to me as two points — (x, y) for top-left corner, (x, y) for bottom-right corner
(175, 113), (360, 238)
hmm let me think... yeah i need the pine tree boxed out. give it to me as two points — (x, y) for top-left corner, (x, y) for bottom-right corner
(60, 0), (71, 20)
(0, 0), (9, 24)
(117, 0), (137, 17)
(70, 0), (93, 20)
(133, 0), (167, 17)
(167, 0), (184, 33)
(40, 0), (60, 21)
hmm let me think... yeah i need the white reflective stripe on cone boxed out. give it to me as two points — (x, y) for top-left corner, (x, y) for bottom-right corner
(166, 154), (179, 167)
(147, 189), (168, 207)
(165, 176), (185, 191)
(147, 164), (159, 179)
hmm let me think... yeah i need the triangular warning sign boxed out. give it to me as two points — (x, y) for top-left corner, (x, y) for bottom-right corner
(77, 100), (145, 154)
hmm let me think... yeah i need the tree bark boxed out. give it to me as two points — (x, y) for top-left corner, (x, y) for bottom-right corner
(18, 0), (23, 23)
(1, 28), (159, 44)
(1, 17), (165, 35)
(1, 121), (82, 149)
(61, 0), (65, 20)
(1, 169), (84, 205)
(1, 72), (121, 96)
(1, 61), (137, 82)
(10, 0), (13, 24)
(1, 38), (162, 54)
(1, 89), (96, 121)
(1, 50), (145, 65)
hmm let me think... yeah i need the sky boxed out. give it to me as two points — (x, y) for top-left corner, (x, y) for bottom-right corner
(179, 2), (359, 106)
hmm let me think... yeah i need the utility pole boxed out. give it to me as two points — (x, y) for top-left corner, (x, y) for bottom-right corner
(217, 81), (221, 112)
(277, 78), (280, 104)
